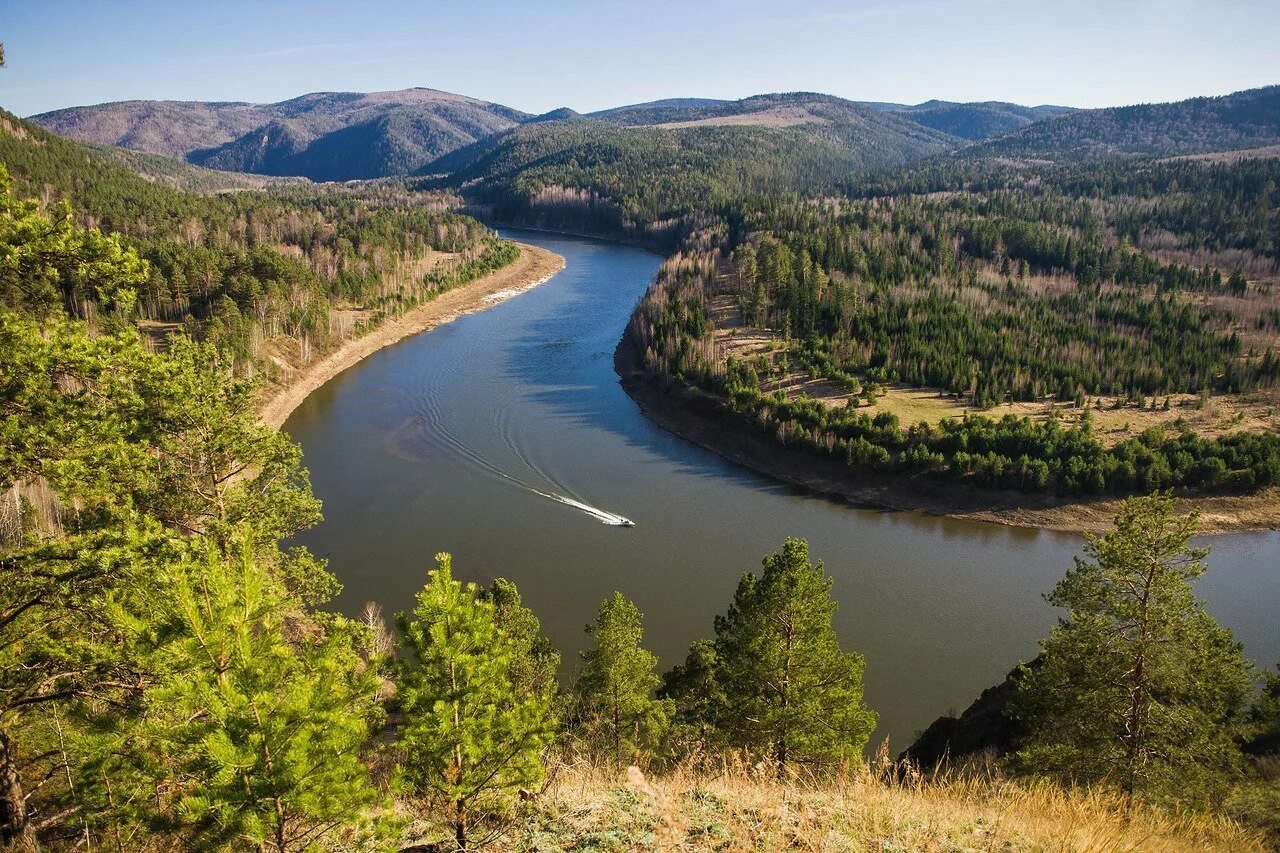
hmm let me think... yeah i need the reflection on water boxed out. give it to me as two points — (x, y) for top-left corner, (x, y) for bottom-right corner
(286, 228), (1280, 749)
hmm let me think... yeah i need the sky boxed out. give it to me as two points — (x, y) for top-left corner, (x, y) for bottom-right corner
(2, 0), (1278, 116)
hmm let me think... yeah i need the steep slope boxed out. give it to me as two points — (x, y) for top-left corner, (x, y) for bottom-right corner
(972, 84), (1280, 159)
(31, 88), (530, 180)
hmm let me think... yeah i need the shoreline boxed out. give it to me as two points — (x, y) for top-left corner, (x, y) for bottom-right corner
(614, 329), (1280, 536)
(259, 243), (565, 429)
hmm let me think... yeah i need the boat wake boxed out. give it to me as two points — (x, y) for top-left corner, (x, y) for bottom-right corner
(409, 390), (634, 527)
(539, 493), (634, 526)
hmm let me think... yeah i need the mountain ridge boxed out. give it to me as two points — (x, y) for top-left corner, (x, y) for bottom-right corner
(31, 87), (530, 181)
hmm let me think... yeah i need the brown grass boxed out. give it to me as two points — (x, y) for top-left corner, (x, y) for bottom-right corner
(485, 760), (1264, 851)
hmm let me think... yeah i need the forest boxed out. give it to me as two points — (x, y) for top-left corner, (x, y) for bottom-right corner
(0, 110), (519, 384)
(627, 154), (1280, 499)
(4, 71), (1280, 847)
(1, 183), (1277, 848)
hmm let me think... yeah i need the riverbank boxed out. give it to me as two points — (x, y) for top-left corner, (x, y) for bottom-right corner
(615, 330), (1280, 535)
(259, 243), (564, 429)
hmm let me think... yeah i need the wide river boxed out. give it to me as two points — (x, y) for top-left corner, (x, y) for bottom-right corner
(287, 228), (1280, 748)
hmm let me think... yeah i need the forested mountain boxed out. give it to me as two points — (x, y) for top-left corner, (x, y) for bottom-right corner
(420, 118), (867, 241)
(589, 92), (961, 156)
(866, 100), (1075, 141)
(30, 88), (529, 180)
(0, 108), (518, 378)
(82, 140), (311, 192)
(972, 84), (1280, 159)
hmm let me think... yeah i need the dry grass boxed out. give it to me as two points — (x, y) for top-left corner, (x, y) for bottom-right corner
(708, 291), (1280, 448)
(493, 760), (1263, 851)
(653, 106), (830, 130)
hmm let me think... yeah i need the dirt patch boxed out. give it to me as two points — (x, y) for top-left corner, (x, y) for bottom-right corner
(258, 243), (564, 429)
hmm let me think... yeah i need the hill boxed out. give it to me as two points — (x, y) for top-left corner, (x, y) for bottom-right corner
(82, 141), (311, 193)
(866, 99), (1076, 140)
(30, 88), (529, 181)
(0, 107), (520, 387)
(591, 91), (960, 156)
(971, 84), (1280, 159)
(420, 117), (871, 239)
(588, 96), (730, 124)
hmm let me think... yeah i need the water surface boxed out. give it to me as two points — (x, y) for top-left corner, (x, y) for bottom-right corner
(286, 229), (1280, 748)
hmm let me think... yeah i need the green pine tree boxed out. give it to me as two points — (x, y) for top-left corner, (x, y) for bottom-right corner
(1012, 495), (1254, 802)
(713, 538), (876, 775)
(480, 577), (561, 702)
(117, 537), (389, 851)
(658, 638), (725, 753)
(574, 593), (672, 765)
(396, 555), (556, 850)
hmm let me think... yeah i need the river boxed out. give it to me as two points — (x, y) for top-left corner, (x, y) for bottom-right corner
(285, 228), (1280, 749)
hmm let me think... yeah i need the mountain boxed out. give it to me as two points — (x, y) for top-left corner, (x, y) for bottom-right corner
(587, 92), (960, 157)
(969, 84), (1280, 159)
(865, 100), (1076, 141)
(30, 88), (530, 181)
(418, 116), (874, 243)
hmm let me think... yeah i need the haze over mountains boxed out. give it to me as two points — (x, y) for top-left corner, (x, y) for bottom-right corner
(28, 84), (1280, 183)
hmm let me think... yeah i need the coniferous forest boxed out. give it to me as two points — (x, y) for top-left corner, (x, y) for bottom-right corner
(2, 50), (1280, 851)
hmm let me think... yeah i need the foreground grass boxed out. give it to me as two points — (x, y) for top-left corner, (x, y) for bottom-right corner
(404, 760), (1266, 852)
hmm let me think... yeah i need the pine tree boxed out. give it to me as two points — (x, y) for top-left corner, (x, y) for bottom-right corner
(1250, 664), (1280, 754)
(1012, 495), (1254, 802)
(713, 538), (876, 775)
(658, 638), (725, 753)
(396, 555), (556, 850)
(574, 593), (672, 765)
(480, 578), (561, 702)
(116, 538), (388, 851)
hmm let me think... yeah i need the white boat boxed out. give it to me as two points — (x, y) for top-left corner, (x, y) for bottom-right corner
(608, 517), (636, 527)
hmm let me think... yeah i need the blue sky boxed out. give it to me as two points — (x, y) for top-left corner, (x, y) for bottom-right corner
(2, 0), (1278, 116)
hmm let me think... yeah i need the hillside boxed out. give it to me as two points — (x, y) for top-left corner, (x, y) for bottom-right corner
(0, 107), (521, 389)
(30, 87), (529, 180)
(589, 96), (729, 124)
(972, 84), (1280, 159)
(82, 141), (311, 192)
(867, 99), (1076, 140)
(490, 762), (1264, 851)
(420, 118), (868, 239)
(597, 93), (1073, 143)
(592, 91), (960, 158)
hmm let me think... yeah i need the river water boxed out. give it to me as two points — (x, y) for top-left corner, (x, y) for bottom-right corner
(285, 228), (1280, 749)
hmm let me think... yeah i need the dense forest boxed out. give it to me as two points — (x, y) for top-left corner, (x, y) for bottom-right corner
(420, 119), (867, 244)
(0, 110), (519, 382)
(627, 153), (1280, 498)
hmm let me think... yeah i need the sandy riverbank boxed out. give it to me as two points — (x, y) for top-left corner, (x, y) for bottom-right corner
(615, 331), (1280, 536)
(259, 243), (564, 429)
